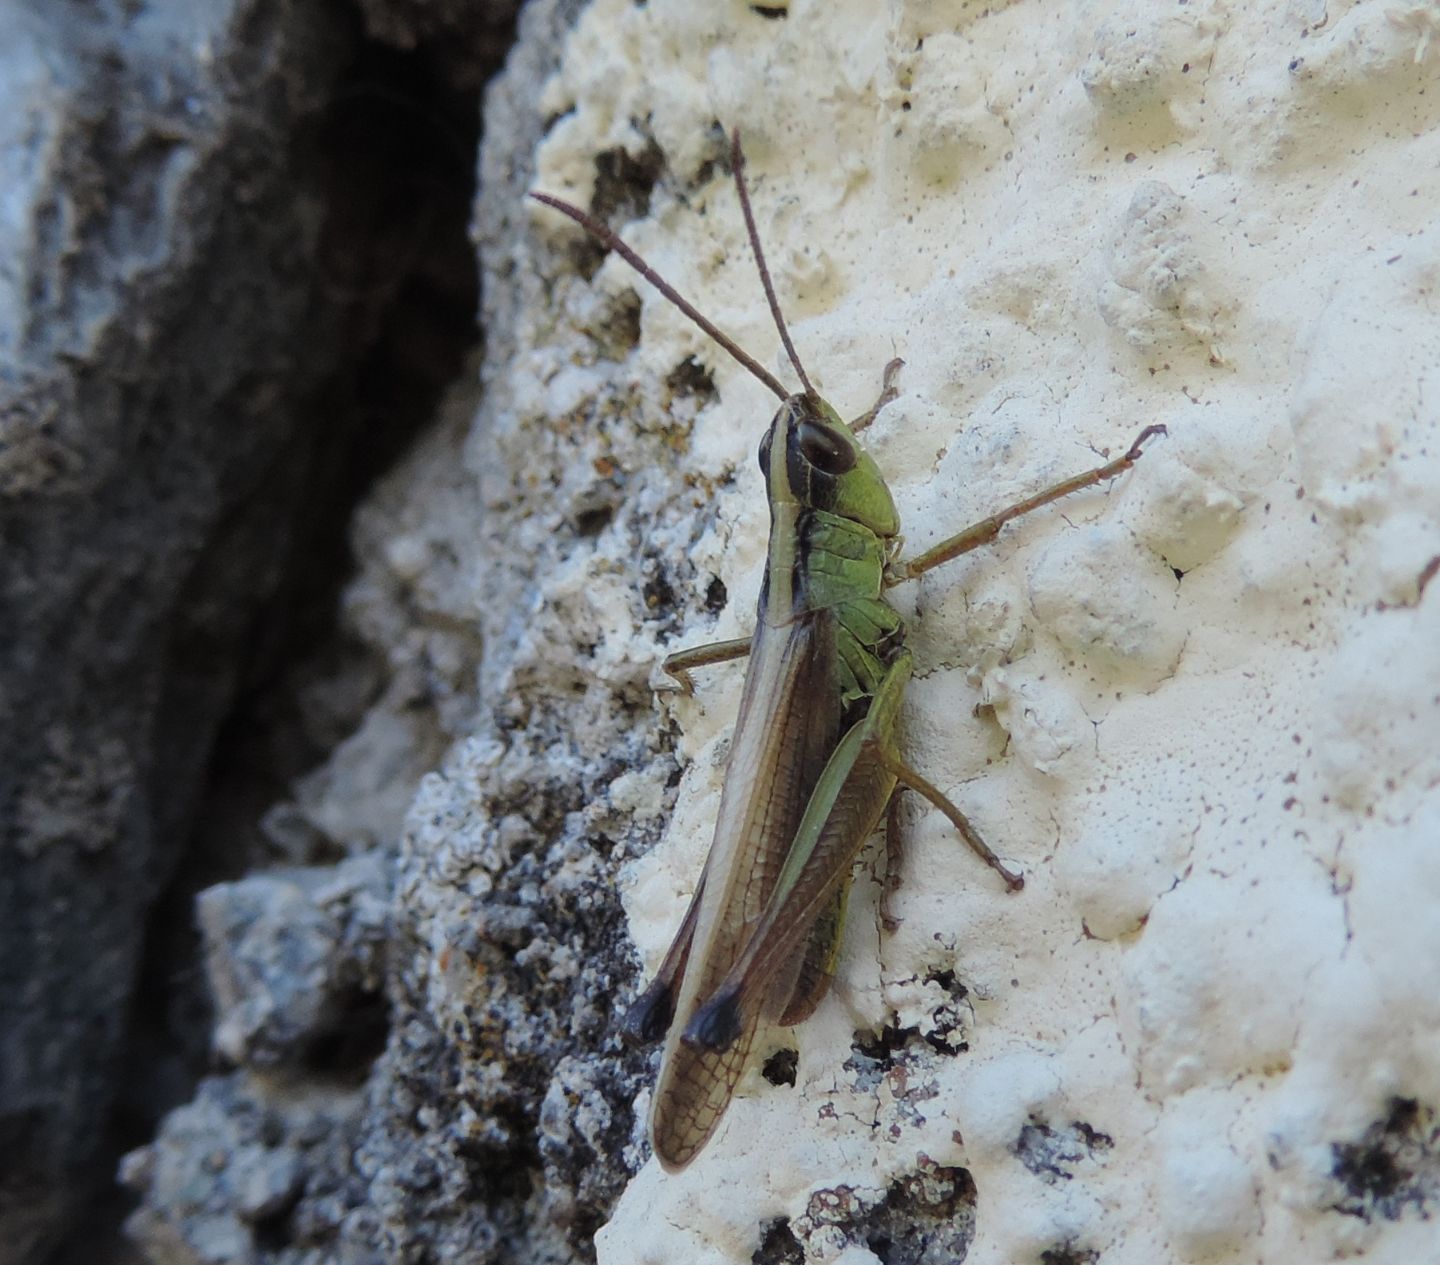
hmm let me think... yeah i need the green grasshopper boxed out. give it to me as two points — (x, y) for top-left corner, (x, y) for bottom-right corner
(533, 132), (1163, 1172)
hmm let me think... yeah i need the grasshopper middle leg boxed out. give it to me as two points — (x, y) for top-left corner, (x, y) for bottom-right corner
(661, 636), (753, 694)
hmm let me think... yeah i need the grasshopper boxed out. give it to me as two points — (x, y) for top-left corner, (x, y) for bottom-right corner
(533, 132), (1163, 1172)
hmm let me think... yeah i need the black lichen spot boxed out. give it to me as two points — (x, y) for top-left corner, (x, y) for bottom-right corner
(918, 969), (970, 1050)
(704, 575), (728, 614)
(1015, 1117), (1114, 1185)
(750, 4), (789, 18)
(1331, 1097), (1439, 1222)
(590, 140), (666, 226)
(605, 289), (643, 356)
(864, 1164), (977, 1265)
(785, 1163), (975, 1264)
(851, 969), (971, 1067)
(666, 356), (716, 401)
(761, 1047), (798, 1087)
(1040, 1245), (1099, 1265)
(1016, 1120), (1071, 1183)
(573, 504), (615, 537)
(850, 1019), (918, 1067)
(752, 1217), (804, 1265)
(642, 568), (676, 616)
(1074, 1121), (1115, 1153)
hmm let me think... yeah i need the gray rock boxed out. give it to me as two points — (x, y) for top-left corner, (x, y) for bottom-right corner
(196, 854), (391, 1069)
(120, 1072), (365, 1265)
(122, 0), (647, 1261)
(0, 0), (492, 1257)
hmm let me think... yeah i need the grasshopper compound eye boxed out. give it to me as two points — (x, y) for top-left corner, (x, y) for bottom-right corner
(796, 418), (857, 476)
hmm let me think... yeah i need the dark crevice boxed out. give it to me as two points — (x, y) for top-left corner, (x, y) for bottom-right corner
(89, 10), (494, 1264)
(865, 1166), (976, 1265)
(301, 992), (392, 1081)
(779, 1164), (977, 1264)
(569, 141), (668, 282)
(641, 564), (678, 618)
(574, 503), (617, 537)
(704, 575), (729, 614)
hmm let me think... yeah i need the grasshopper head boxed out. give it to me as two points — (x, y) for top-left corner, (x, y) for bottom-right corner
(760, 393), (900, 537)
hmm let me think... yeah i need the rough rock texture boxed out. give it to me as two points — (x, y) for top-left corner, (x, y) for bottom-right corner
(123, 1), (616, 1262)
(0, 2), (488, 1261)
(0, 5), (349, 1259)
(124, 1), (1440, 1264)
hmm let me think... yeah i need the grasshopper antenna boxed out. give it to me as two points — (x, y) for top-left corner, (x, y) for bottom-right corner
(529, 190), (790, 402)
(729, 129), (817, 404)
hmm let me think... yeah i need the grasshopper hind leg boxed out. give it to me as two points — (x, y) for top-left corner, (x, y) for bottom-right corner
(776, 880), (851, 1026)
(880, 789), (905, 933)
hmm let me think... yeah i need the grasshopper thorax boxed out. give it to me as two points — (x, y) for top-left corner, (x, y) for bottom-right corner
(760, 393), (900, 537)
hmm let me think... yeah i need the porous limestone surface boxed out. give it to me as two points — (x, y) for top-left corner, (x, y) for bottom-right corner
(517, 1), (1440, 1262)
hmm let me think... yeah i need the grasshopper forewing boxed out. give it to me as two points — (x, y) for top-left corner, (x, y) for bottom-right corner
(532, 132), (1164, 1171)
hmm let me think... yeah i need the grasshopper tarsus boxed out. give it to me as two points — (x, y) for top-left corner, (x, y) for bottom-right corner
(1125, 423), (1168, 463)
(851, 357), (906, 434)
(886, 756), (1025, 892)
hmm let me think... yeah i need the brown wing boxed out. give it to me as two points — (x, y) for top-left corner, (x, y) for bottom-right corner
(681, 652), (911, 1058)
(650, 608), (840, 1170)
